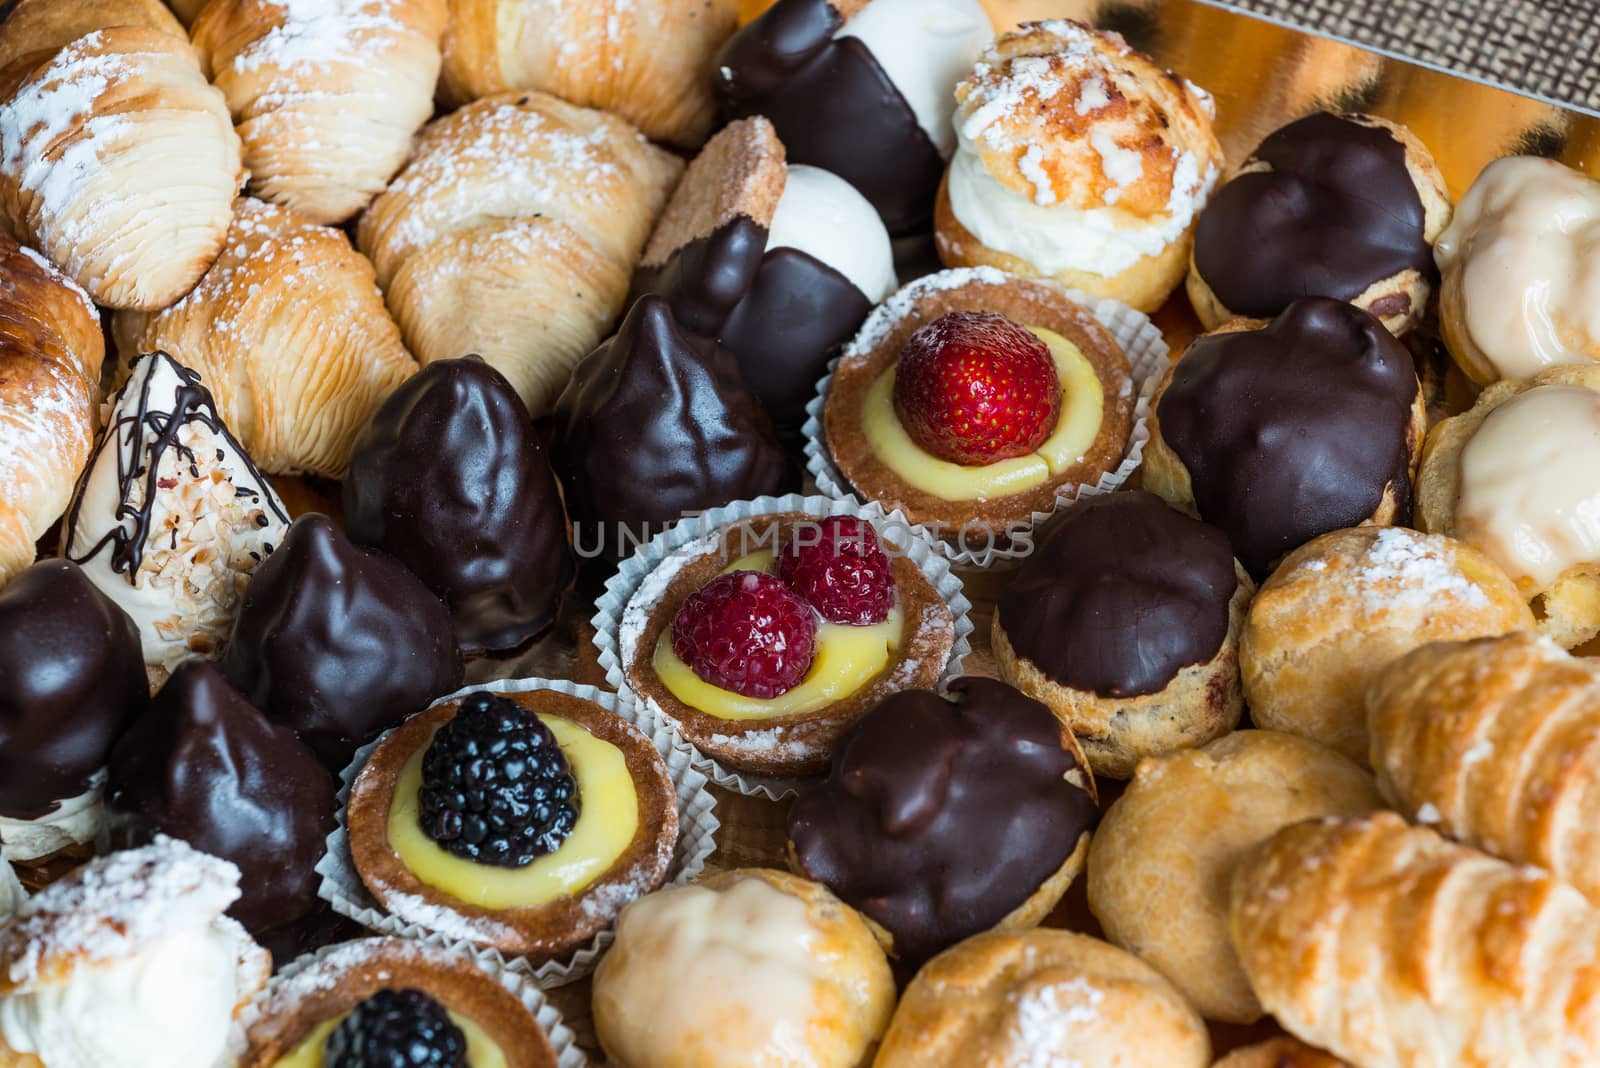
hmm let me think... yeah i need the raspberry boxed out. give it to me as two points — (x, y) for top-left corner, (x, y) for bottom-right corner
(671, 571), (818, 698)
(325, 988), (466, 1068)
(777, 516), (896, 625)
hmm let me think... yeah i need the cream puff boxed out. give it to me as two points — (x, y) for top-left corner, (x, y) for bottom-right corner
(1215, 1039), (1353, 1068)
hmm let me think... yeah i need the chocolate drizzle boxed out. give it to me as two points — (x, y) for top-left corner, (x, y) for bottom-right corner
(997, 493), (1238, 697)
(1157, 297), (1418, 578)
(788, 676), (1098, 964)
(1193, 112), (1432, 318)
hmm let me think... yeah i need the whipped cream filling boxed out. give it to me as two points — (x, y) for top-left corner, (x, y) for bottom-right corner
(0, 773), (105, 865)
(768, 164), (897, 302)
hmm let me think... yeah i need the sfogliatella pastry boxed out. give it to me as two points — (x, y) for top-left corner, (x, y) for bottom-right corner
(0, 837), (270, 1068)
(1215, 1039), (1351, 1068)
(1146, 297), (1424, 578)
(620, 512), (956, 777)
(1240, 526), (1532, 763)
(1231, 811), (1600, 1068)
(357, 91), (681, 416)
(240, 937), (559, 1068)
(994, 492), (1253, 778)
(346, 688), (677, 961)
(1417, 364), (1600, 648)
(0, 560), (147, 865)
(1188, 112), (1451, 334)
(874, 929), (1211, 1068)
(788, 677), (1098, 963)
(344, 357), (574, 655)
(821, 267), (1135, 542)
(939, 20), (1223, 313)
(0, 0), (242, 310)
(64, 351), (290, 678)
(221, 514), (463, 769)
(714, 0), (992, 233)
(633, 116), (895, 431)
(113, 198), (419, 479)
(1435, 156), (1600, 384)
(1086, 730), (1380, 1023)
(593, 868), (895, 1068)
(105, 660), (336, 938)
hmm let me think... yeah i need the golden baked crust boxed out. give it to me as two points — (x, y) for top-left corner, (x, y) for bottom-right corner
(1214, 1038), (1352, 1068)
(1086, 730), (1380, 1024)
(874, 929), (1211, 1067)
(1240, 526), (1532, 764)
(641, 116), (786, 267)
(347, 689), (678, 961)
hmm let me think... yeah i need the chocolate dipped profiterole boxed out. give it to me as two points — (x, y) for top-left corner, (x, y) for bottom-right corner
(788, 676), (1098, 964)
(1188, 112), (1451, 334)
(994, 492), (1253, 779)
(1146, 297), (1425, 579)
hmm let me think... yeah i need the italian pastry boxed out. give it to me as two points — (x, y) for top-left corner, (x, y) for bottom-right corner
(1417, 364), (1600, 648)
(0, 0), (242, 309)
(592, 868), (895, 1068)
(346, 688), (678, 961)
(105, 660), (336, 938)
(1240, 526), (1532, 763)
(633, 116), (895, 431)
(1231, 811), (1600, 1067)
(715, 0), (992, 233)
(239, 937), (558, 1068)
(821, 267), (1135, 540)
(875, 929), (1211, 1068)
(0, 836), (270, 1068)
(64, 351), (290, 679)
(439, 0), (738, 147)
(113, 198), (419, 479)
(994, 491), (1253, 778)
(1188, 112), (1451, 334)
(191, 0), (447, 225)
(1146, 297), (1425, 578)
(1435, 156), (1600, 384)
(344, 357), (575, 656)
(620, 513), (956, 776)
(221, 513), (463, 769)
(1215, 1039), (1351, 1068)
(938, 20), (1224, 313)
(357, 91), (681, 416)
(0, 560), (147, 865)
(788, 677), (1098, 963)
(1085, 730), (1380, 1023)
(0, 858), (20, 923)
(0, 232), (102, 588)
(1368, 632), (1600, 907)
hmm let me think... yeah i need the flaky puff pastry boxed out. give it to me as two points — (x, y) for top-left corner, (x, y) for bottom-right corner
(0, 233), (103, 588)
(0, 1), (242, 311)
(1241, 526), (1532, 764)
(1231, 811), (1600, 1068)
(1214, 1038), (1351, 1068)
(192, 0), (448, 225)
(114, 198), (417, 478)
(875, 929), (1210, 1068)
(440, 0), (737, 147)
(357, 91), (681, 416)
(1369, 632), (1600, 908)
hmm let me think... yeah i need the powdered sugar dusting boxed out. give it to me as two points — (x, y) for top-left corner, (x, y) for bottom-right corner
(17, 243), (97, 320)
(233, 0), (403, 73)
(1008, 976), (1106, 1068)
(844, 266), (1014, 358)
(1354, 528), (1493, 615)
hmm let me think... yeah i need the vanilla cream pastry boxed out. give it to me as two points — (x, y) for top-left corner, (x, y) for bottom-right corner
(65, 352), (291, 676)
(0, 772), (105, 866)
(766, 164), (897, 305)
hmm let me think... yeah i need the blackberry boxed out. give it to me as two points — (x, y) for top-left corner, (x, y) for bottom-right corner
(418, 692), (578, 867)
(324, 988), (466, 1068)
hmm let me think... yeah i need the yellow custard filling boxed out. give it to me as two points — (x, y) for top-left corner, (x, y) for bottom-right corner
(273, 1010), (505, 1068)
(860, 325), (1105, 501)
(388, 715), (638, 910)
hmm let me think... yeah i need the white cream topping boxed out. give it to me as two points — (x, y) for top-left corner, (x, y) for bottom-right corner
(0, 858), (22, 925)
(0, 774), (105, 865)
(836, 0), (990, 158)
(768, 164), (896, 302)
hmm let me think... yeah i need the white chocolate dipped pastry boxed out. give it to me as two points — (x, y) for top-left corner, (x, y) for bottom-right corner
(767, 164), (897, 303)
(0, 857), (22, 925)
(0, 772), (105, 866)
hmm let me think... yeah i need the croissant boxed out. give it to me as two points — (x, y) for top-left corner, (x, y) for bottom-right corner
(438, 0), (737, 147)
(113, 197), (418, 478)
(1230, 811), (1600, 1067)
(0, 0), (243, 310)
(0, 232), (104, 588)
(357, 90), (681, 416)
(191, 0), (448, 225)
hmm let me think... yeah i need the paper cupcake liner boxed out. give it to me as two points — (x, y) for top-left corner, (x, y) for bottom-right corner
(591, 493), (975, 800)
(316, 677), (719, 988)
(802, 271), (1170, 568)
(236, 935), (583, 1068)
